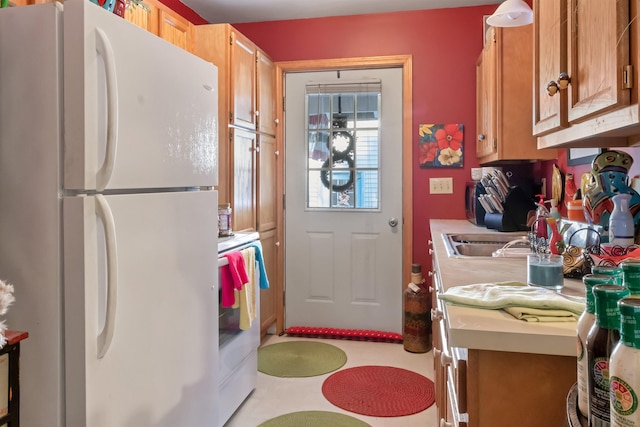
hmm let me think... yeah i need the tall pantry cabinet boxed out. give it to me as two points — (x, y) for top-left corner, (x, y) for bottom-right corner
(194, 24), (281, 336)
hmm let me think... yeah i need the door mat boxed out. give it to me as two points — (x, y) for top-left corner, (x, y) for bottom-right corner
(257, 411), (372, 427)
(322, 365), (435, 417)
(258, 341), (347, 377)
(286, 326), (403, 343)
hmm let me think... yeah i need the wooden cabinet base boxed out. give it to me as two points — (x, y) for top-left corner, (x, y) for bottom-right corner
(467, 349), (576, 427)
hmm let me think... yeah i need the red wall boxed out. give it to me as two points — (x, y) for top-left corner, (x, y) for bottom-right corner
(234, 7), (497, 272)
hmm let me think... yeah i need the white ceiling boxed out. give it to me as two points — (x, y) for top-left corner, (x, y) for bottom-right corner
(182, 0), (503, 24)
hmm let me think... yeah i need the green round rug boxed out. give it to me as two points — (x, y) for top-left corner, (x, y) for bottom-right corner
(257, 411), (371, 427)
(258, 341), (347, 377)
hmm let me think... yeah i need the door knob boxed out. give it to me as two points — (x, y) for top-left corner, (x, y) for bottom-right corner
(388, 217), (398, 227)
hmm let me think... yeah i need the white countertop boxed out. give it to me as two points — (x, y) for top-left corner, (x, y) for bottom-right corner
(430, 219), (583, 357)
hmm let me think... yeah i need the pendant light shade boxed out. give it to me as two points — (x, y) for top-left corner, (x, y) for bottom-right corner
(486, 0), (533, 27)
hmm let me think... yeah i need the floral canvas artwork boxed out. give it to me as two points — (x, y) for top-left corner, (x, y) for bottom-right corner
(418, 123), (464, 168)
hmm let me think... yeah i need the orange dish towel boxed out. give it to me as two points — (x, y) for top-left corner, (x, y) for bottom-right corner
(220, 251), (249, 308)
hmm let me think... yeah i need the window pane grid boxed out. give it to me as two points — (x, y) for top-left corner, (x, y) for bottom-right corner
(306, 89), (380, 209)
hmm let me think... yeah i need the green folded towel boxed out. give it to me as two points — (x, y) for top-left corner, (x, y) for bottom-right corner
(503, 307), (580, 322)
(438, 281), (585, 320)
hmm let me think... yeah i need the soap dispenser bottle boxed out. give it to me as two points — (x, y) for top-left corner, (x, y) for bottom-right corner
(609, 193), (635, 247)
(533, 194), (549, 239)
(549, 199), (562, 221)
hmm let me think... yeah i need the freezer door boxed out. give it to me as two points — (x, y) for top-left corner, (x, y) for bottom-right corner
(63, 190), (218, 427)
(63, 0), (218, 191)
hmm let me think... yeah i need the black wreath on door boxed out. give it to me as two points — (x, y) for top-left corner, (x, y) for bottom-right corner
(319, 105), (355, 192)
(320, 153), (355, 193)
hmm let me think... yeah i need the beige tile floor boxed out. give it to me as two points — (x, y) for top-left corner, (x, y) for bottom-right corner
(224, 334), (438, 427)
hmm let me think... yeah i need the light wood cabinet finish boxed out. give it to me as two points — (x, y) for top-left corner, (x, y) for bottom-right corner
(259, 229), (278, 335)
(258, 134), (277, 232)
(476, 25), (556, 163)
(231, 127), (257, 233)
(532, 0), (567, 136)
(157, 7), (192, 51)
(534, 0), (631, 138)
(257, 51), (278, 136)
(231, 31), (257, 130)
(125, 3), (158, 35)
(194, 24), (280, 334)
(534, 0), (640, 148)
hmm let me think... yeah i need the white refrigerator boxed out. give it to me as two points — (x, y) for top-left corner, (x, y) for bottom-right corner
(0, 1), (219, 426)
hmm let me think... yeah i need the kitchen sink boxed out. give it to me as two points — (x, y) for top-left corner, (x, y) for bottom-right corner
(442, 232), (529, 258)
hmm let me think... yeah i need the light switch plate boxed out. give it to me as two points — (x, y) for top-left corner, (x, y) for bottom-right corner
(429, 177), (453, 194)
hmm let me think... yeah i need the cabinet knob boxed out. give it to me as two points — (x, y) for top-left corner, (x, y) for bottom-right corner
(428, 239), (433, 246)
(431, 309), (443, 321)
(255, 110), (260, 117)
(428, 248), (434, 255)
(428, 270), (434, 277)
(440, 419), (453, 427)
(557, 72), (571, 90)
(546, 80), (559, 96)
(275, 150), (280, 157)
(433, 347), (441, 360)
(275, 118), (280, 125)
(275, 241), (280, 247)
(478, 133), (485, 141)
(440, 351), (453, 367)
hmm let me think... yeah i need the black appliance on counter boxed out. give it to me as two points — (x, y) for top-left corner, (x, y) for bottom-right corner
(465, 180), (486, 225)
(465, 179), (539, 231)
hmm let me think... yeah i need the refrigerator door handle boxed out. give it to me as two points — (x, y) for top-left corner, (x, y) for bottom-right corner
(95, 194), (119, 359)
(94, 27), (119, 192)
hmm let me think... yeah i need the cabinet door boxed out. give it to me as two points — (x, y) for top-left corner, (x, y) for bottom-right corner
(257, 50), (278, 136)
(567, 0), (630, 123)
(231, 31), (257, 130)
(231, 128), (256, 232)
(257, 134), (277, 232)
(259, 229), (278, 335)
(475, 40), (496, 159)
(124, 3), (159, 35)
(158, 8), (191, 51)
(533, 0), (567, 136)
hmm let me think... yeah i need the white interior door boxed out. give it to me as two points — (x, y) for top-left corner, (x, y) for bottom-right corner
(284, 68), (403, 333)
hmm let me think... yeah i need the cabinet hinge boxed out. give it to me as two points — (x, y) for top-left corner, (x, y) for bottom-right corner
(624, 65), (634, 89)
(282, 96), (286, 112)
(229, 129), (233, 141)
(229, 33), (234, 46)
(229, 112), (233, 123)
(493, 138), (497, 150)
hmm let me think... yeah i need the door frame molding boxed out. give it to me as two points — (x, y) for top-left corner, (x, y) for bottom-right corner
(274, 55), (413, 334)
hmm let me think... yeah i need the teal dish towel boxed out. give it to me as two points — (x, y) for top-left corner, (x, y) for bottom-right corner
(250, 241), (270, 289)
(438, 281), (585, 315)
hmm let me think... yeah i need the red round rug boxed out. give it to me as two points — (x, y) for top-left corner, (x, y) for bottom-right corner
(322, 365), (435, 417)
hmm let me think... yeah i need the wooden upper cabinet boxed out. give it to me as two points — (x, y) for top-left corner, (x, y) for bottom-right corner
(257, 134), (277, 232)
(534, 0), (633, 145)
(158, 8), (192, 51)
(231, 31), (257, 130)
(231, 127), (257, 233)
(476, 25), (556, 164)
(257, 50), (278, 136)
(475, 39), (496, 159)
(125, 3), (159, 35)
(567, 0), (631, 123)
(533, 0), (567, 136)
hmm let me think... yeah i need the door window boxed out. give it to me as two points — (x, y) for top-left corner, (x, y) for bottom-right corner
(305, 81), (381, 210)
